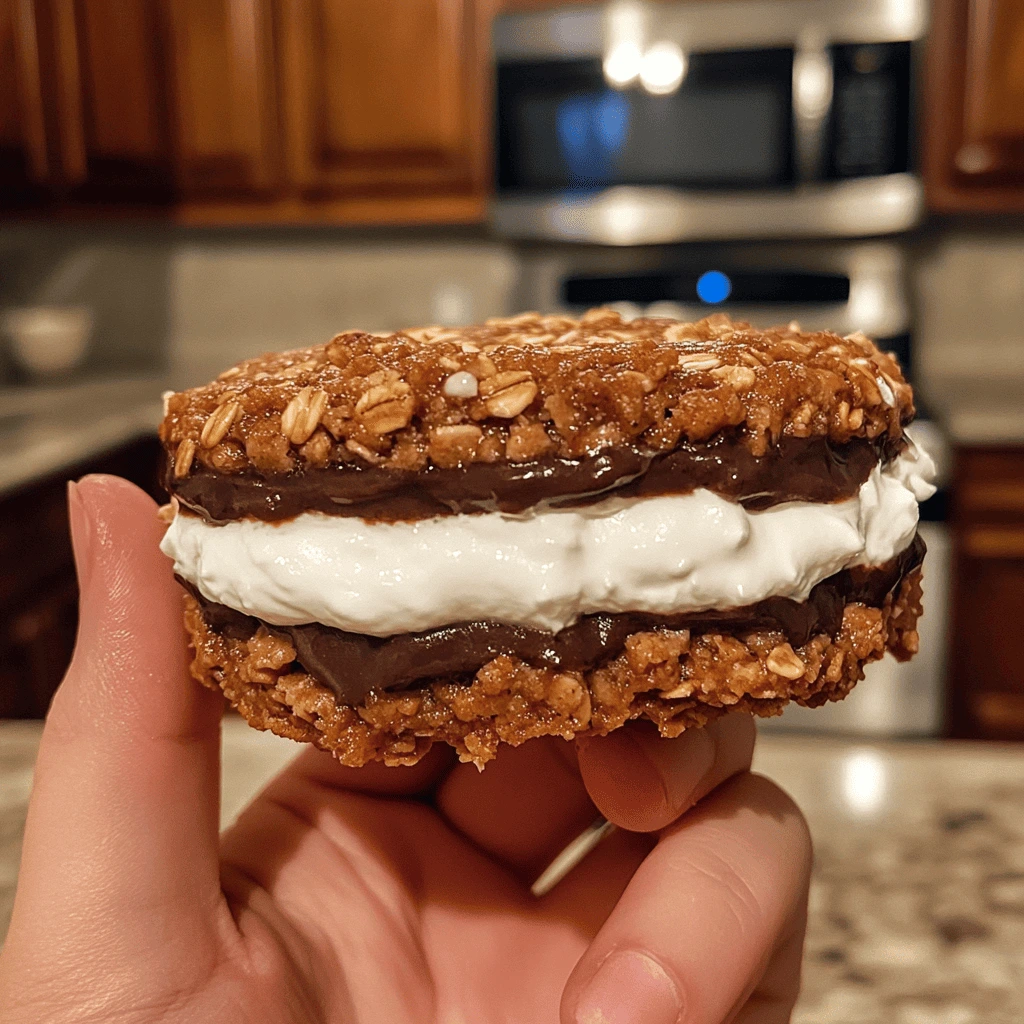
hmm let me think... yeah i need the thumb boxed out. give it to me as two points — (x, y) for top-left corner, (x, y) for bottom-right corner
(3, 476), (223, 979)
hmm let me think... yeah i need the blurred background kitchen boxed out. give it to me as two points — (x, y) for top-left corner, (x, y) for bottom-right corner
(1, 0), (1023, 1018)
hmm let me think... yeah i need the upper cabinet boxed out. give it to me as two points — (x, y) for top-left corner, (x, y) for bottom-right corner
(923, 0), (1024, 212)
(46, 0), (174, 201)
(0, 0), (490, 224)
(0, 0), (50, 202)
(276, 0), (484, 198)
(165, 0), (279, 197)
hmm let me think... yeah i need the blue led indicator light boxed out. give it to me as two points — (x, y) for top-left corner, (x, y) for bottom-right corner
(696, 270), (732, 304)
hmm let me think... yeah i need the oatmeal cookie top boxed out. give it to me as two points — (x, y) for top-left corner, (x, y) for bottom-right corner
(160, 308), (914, 479)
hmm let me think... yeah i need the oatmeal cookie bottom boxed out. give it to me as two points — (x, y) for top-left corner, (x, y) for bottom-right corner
(184, 571), (922, 768)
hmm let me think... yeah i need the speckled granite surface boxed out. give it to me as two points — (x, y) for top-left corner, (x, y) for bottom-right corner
(755, 737), (1024, 1023)
(2, 721), (1023, 1021)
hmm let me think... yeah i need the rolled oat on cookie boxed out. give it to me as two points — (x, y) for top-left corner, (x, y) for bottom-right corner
(158, 308), (935, 767)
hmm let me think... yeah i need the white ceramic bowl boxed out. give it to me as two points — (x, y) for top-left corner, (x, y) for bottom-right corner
(2, 306), (92, 379)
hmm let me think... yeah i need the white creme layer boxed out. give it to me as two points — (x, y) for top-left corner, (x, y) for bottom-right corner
(162, 443), (936, 637)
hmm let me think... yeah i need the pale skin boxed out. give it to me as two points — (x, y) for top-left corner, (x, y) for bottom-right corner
(0, 475), (812, 1024)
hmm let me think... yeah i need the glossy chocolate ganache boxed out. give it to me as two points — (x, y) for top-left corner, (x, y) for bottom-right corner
(183, 533), (924, 706)
(168, 432), (903, 523)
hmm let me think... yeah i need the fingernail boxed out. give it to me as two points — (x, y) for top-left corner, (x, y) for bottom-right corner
(575, 951), (681, 1024)
(67, 481), (95, 593)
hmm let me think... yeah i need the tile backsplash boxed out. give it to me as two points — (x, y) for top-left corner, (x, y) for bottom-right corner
(167, 235), (517, 384)
(3, 220), (1023, 438)
(915, 230), (1024, 382)
(0, 225), (171, 379)
(0, 225), (517, 387)
(913, 227), (1024, 439)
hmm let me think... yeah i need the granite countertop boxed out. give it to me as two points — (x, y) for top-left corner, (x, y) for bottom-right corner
(0, 376), (168, 496)
(754, 736), (1024, 1024)
(2, 721), (1023, 1022)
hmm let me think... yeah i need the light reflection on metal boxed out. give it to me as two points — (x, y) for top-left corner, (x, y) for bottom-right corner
(793, 40), (834, 180)
(793, 45), (834, 119)
(607, 300), (643, 320)
(847, 273), (892, 332)
(495, 0), (927, 63)
(490, 174), (924, 245)
(602, 0), (646, 88)
(640, 41), (687, 95)
(604, 41), (643, 87)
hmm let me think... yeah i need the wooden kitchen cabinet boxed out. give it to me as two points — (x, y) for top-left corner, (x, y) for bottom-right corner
(947, 448), (1024, 739)
(0, 0), (490, 224)
(0, 577), (79, 719)
(277, 0), (486, 198)
(923, 0), (1024, 213)
(41, 0), (175, 202)
(165, 0), (280, 197)
(0, 0), (51, 204)
(35, 0), (271, 203)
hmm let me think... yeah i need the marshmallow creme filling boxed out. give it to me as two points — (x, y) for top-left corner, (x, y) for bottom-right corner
(163, 446), (933, 636)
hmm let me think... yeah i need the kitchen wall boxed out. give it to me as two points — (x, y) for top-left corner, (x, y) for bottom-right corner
(0, 224), (518, 387)
(0, 224), (172, 378)
(3, 219), (1024, 413)
(166, 231), (518, 385)
(914, 224), (1024, 442)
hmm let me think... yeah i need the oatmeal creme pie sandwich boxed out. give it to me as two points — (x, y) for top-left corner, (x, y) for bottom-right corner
(159, 309), (935, 767)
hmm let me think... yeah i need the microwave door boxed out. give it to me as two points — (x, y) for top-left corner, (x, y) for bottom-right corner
(497, 49), (795, 193)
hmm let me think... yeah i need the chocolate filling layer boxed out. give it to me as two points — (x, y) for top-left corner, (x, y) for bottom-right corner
(185, 532), (924, 706)
(169, 434), (901, 523)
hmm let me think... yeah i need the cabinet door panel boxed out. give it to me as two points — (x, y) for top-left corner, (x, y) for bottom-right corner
(166, 0), (278, 195)
(949, 549), (1024, 738)
(924, 0), (1024, 211)
(47, 0), (173, 199)
(0, 0), (49, 197)
(960, 0), (1024, 179)
(278, 0), (485, 195)
(948, 448), (1024, 739)
(318, 0), (462, 157)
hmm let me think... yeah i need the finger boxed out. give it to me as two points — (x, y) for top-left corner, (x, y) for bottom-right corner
(730, 900), (807, 1024)
(560, 773), (812, 1024)
(436, 737), (598, 878)
(287, 741), (457, 798)
(7, 477), (223, 953)
(434, 713), (755, 879)
(578, 712), (756, 832)
(537, 825), (657, 933)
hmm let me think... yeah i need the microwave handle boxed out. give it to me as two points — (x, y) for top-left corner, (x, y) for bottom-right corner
(792, 40), (834, 182)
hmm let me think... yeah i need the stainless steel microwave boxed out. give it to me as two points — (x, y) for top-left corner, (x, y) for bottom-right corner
(490, 0), (927, 245)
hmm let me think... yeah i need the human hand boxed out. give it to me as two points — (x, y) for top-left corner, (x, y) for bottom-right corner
(0, 475), (811, 1024)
